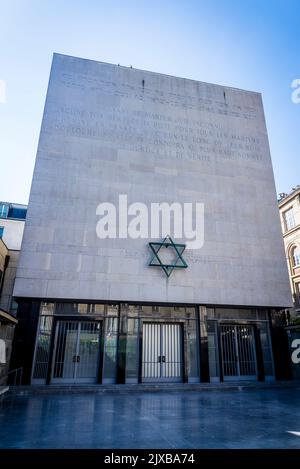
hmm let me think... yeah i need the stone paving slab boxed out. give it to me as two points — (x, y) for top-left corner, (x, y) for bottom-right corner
(6, 380), (300, 396)
(1, 386), (300, 448)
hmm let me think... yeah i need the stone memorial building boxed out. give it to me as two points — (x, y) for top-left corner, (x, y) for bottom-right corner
(11, 54), (292, 385)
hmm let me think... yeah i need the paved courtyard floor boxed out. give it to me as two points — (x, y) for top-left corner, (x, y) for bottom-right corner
(1, 387), (300, 448)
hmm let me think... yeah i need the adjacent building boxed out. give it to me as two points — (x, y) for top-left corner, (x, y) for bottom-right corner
(11, 53), (292, 386)
(278, 187), (300, 314)
(278, 187), (300, 379)
(0, 201), (27, 388)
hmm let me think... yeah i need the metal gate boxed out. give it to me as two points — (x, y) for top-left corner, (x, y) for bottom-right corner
(51, 321), (101, 383)
(142, 323), (183, 382)
(220, 324), (257, 381)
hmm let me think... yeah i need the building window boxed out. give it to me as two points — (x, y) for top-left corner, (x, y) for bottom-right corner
(295, 283), (300, 306)
(293, 246), (300, 267)
(283, 208), (296, 231)
(8, 206), (27, 220)
(0, 226), (3, 238)
(0, 203), (9, 218)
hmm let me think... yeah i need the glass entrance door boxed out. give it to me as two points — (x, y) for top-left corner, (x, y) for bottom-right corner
(220, 324), (257, 381)
(142, 323), (183, 382)
(51, 321), (101, 383)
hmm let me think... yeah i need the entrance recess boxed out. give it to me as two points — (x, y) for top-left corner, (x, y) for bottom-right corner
(51, 321), (101, 383)
(142, 323), (183, 382)
(220, 324), (257, 381)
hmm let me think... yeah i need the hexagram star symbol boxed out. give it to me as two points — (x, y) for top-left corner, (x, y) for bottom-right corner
(148, 235), (188, 278)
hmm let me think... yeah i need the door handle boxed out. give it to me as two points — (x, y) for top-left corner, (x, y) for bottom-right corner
(76, 355), (80, 363)
(158, 356), (161, 363)
(161, 356), (166, 363)
(73, 355), (77, 363)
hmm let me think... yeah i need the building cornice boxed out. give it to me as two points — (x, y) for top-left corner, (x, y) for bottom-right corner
(278, 188), (300, 208)
(282, 224), (300, 238)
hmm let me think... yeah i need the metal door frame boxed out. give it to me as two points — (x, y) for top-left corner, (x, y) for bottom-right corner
(141, 322), (183, 383)
(220, 323), (258, 381)
(50, 320), (101, 384)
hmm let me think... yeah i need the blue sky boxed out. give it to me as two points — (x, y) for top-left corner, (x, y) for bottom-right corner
(0, 0), (299, 204)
